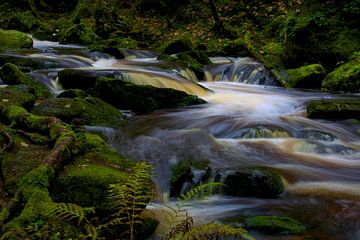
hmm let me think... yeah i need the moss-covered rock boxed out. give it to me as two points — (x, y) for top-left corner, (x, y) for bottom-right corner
(224, 167), (284, 198)
(90, 77), (206, 113)
(284, 64), (325, 89)
(307, 99), (360, 120)
(57, 69), (118, 90)
(32, 97), (124, 126)
(0, 85), (36, 110)
(322, 53), (360, 93)
(51, 164), (128, 210)
(0, 63), (51, 98)
(245, 216), (306, 235)
(0, 30), (33, 51)
(57, 89), (90, 98)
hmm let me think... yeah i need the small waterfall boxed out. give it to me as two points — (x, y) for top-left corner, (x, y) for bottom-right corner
(205, 57), (277, 86)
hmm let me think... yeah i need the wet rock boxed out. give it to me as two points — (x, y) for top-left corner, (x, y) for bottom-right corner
(0, 63), (51, 98)
(298, 129), (336, 142)
(245, 216), (306, 235)
(0, 30), (33, 51)
(224, 167), (284, 198)
(307, 99), (360, 120)
(57, 69), (119, 90)
(32, 97), (124, 126)
(90, 77), (206, 113)
(322, 52), (360, 93)
(238, 126), (290, 139)
(284, 64), (325, 89)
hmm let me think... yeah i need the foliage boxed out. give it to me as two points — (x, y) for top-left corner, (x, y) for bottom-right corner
(103, 162), (154, 240)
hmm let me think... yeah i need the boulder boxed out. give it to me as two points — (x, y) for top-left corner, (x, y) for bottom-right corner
(245, 216), (306, 235)
(0, 63), (51, 98)
(0, 30), (33, 51)
(57, 89), (90, 98)
(32, 96), (124, 126)
(224, 167), (284, 198)
(284, 64), (325, 89)
(57, 69), (119, 90)
(307, 99), (360, 120)
(90, 77), (206, 113)
(322, 52), (360, 93)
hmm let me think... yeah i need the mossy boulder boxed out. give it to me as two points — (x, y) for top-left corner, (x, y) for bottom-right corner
(0, 30), (33, 51)
(222, 38), (250, 57)
(322, 53), (360, 93)
(57, 69), (118, 90)
(32, 97), (124, 126)
(51, 164), (129, 211)
(0, 63), (51, 98)
(245, 216), (306, 235)
(284, 64), (326, 89)
(90, 77), (206, 113)
(307, 99), (360, 120)
(57, 89), (90, 98)
(224, 167), (284, 198)
(0, 85), (36, 110)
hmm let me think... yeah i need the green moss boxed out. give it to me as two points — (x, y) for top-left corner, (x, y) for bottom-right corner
(224, 167), (284, 198)
(0, 30), (33, 51)
(322, 54), (360, 92)
(57, 89), (89, 99)
(284, 64), (325, 89)
(6, 11), (40, 32)
(60, 22), (100, 45)
(245, 216), (306, 235)
(51, 164), (129, 210)
(307, 99), (360, 120)
(0, 63), (51, 98)
(0, 85), (36, 110)
(160, 38), (193, 55)
(32, 97), (124, 126)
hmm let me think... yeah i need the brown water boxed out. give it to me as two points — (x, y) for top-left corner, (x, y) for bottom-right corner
(2, 38), (359, 239)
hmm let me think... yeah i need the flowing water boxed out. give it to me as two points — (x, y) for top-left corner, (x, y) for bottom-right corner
(1, 38), (359, 239)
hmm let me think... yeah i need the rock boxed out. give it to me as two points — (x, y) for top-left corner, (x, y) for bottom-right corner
(222, 38), (249, 57)
(284, 64), (325, 89)
(0, 63), (51, 98)
(57, 89), (90, 98)
(322, 52), (360, 93)
(0, 30), (33, 51)
(57, 69), (119, 90)
(224, 167), (284, 198)
(0, 85), (36, 110)
(90, 77), (206, 113)
(32, 96), (124, 126)
(245, 216), (306, 235)
(307, 99), (360, 120)
(162, 39), (193, 55)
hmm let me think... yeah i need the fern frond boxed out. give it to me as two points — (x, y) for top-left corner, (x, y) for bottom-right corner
(178, 182), (223, 205)
(44, 203), (93, 226)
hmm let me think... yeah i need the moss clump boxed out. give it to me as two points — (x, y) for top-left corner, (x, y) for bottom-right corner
(51, 164), (129, 210)
(307, 99), (360, 120)
(0, 63), (51, 98)
(90, 77), (206, 113)
(57, 89), (89, 99)
(284, 64), (325, 89)
(245, 216), (306, 235)
(0, 85), (36, 110)
(170, 161), (193, 197)
(224, 167), (284, 198)
(162, 38), (193, 55)
(0, 30), (33, 51)
(322, 53), (360, 93)
(32, 97), (124, 126)
(60, 22), (100, 45)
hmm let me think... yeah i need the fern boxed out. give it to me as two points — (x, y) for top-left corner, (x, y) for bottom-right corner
(105, 162), (154, 240)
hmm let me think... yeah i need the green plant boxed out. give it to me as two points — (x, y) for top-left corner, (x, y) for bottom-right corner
(104, 162), (154, 240)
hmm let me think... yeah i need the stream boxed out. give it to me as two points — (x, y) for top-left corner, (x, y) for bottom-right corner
(1, 38), (360, 240)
